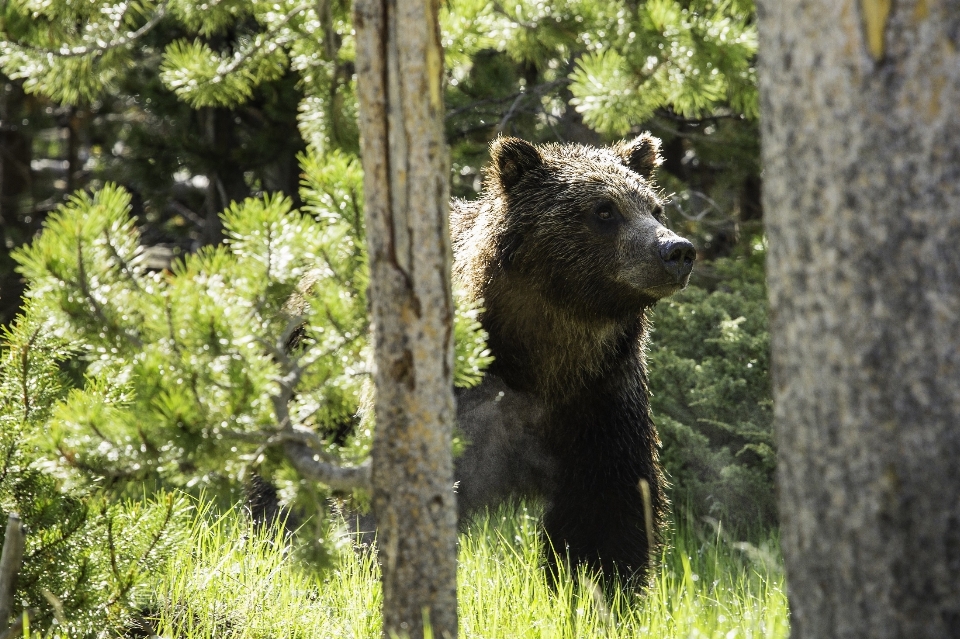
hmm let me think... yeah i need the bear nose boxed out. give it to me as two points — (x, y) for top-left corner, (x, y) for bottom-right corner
(659, 238), (696, 281)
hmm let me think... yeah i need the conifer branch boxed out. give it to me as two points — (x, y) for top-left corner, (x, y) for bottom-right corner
(260, 355), (371, 490)
(25, 6), (168, 59)
(214, 3), (311, 79)
(106, 495), (175, 607)
(101, 226), (146, 296)
(24, 511), (87, 565)
(74, 236), (144, 349)
(105, 513), (121, 583)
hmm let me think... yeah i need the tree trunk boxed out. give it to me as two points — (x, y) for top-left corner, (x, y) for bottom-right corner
(353, 0), (458, 637)
(758, 1), (960, 637)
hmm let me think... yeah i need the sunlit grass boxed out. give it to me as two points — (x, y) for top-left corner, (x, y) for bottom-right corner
(153, 506), (788, 638)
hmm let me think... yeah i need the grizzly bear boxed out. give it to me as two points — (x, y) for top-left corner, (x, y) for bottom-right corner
(450, 134), (695, 580)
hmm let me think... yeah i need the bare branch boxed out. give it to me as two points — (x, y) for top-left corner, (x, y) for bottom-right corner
(490, 1), (538, 30)
(445, 78), (570, 121)
(494, 91), (526, 135)
(282, 441), (371, 491)
(227, 425), (337, 461)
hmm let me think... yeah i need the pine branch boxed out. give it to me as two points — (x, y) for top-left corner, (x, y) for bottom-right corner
(74, 235), (143, 349)
(261, 351), (371, 490)
(13, 6), (168, 59)
(228, 426), (339, 464)
(24, 508), (87, 566)
(106, 495), (175, 608)
(101, 226), (145, 296)
(214, 3), (311, 79)
(104, 512), (121, 583)
(0, 441), (18, 492)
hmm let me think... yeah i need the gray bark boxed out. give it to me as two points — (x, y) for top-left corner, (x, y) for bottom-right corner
(354, 0), (458, 637)
(0, 514), (25, 632)
(758, 1), (960, 637)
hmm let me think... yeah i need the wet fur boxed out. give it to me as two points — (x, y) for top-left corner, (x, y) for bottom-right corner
(451, 134), (689, 580)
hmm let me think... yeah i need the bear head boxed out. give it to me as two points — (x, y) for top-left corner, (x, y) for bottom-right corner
(484, 133), (696, 320)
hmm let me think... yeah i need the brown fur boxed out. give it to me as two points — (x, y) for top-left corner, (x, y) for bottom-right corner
(451, 134), (695, 581)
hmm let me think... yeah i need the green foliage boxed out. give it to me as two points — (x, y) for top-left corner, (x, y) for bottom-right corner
(12, 150), (492, 528)
(453, 297), (494, 389)
(2, 147), (489, 629)
(0, 309), (192, 637)
(2, 0), (755, 154)
(152, 504), (788, 638)
(441, 0), (756, 149)
(570, 0), (758, 136)
(649, 248), (774, 533)
(2, 0), (763, 338)
(0, 0), (164, 103)
(159, 38), (288, 108)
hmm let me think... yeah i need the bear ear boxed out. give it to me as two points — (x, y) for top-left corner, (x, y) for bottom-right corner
(614, 133), (663, 179)
(490, 137), (543, 192)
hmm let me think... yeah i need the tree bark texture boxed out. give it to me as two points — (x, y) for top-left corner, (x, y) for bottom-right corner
(758, 1), (960, 637)
(353, 0), (458, 637)
(0, 513), (25, 632)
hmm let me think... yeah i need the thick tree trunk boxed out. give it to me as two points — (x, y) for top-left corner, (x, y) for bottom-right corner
(353, 0), (458, 637)
(758, 1), (960, 637)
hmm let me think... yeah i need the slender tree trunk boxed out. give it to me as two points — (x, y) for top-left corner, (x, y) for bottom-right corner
(353, 0), (458, 637)
(65, 106), (79, 195)
(758, 1), (960, 637)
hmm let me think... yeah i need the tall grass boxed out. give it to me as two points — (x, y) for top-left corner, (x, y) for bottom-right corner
(153, 506), (788, 638)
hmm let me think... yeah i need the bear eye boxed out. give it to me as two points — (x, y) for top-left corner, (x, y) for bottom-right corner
(594, 202), (618, 222)
(652, 205), (667, 223)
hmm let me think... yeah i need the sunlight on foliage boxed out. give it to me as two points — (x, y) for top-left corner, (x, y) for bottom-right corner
(570, 0), (757, 136)
(1, 308), (193, 634)
(11, 150), (491, 531)
(2, 0), (757, 142)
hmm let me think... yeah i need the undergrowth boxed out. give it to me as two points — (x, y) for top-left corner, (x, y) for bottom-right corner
(152, 505), (788, 638)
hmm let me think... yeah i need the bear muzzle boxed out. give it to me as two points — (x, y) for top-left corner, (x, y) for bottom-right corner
(658, 237), (696, 283)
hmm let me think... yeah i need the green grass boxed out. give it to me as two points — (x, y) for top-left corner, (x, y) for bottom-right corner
(152, 506), (789, 638)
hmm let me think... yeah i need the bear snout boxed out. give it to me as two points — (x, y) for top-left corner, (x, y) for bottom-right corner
(658, 237), (696, 282)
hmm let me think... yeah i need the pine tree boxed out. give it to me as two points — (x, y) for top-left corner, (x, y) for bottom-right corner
(0, 306), (192, 637)
(761, 1), (960, 635)
(10, 160), (491, 544)
(354, 0), (459, 633)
